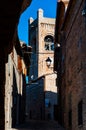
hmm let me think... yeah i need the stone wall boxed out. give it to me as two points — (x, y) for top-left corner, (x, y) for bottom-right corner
(61, 0), (86, 129)
(5, 47), (27, 129)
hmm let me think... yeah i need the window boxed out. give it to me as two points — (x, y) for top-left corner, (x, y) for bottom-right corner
(78, 100), (83, 126)
(44, 35), (54, 51)
(68, 110), (72, 127)
(45, 99), (50, 108)
(32, 38), (36, 53)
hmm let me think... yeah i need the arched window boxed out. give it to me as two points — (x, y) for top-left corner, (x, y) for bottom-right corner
(44, 35), (54, 51)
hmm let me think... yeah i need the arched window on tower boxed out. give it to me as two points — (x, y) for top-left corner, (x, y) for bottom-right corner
(44, 35), (54, 51)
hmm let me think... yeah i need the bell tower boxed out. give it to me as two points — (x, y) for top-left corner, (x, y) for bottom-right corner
(29, 9), (55, 80)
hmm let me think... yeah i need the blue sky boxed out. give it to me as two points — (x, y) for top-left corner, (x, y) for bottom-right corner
(18, 0), (57, 45)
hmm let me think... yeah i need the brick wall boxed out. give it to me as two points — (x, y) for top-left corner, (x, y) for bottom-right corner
(61, 0), (86, 129)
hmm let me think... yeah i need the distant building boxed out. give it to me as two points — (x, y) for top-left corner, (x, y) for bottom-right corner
(26, 9), (58, 121)
(54, 0), (86, 130)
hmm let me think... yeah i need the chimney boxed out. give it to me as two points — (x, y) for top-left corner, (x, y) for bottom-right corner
(37, 8), (43, 19)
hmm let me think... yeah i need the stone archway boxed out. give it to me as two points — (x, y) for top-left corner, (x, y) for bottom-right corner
(0, 0), (32, 129)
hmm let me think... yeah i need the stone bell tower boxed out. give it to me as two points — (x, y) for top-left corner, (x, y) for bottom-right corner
(29, 9), (55, 80)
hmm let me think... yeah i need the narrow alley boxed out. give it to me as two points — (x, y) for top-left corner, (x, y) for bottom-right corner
(1, 0), (86, 130)
(10, 120), (65, 130)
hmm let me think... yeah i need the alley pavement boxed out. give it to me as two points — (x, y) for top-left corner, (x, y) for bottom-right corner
(9, 120), (65, 130)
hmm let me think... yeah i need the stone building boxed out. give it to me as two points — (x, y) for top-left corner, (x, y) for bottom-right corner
(5, 41), (31, 129)
(54, 0), (86, 130)
(26, 9), (58, 121)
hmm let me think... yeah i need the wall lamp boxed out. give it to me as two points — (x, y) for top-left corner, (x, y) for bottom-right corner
(46, 57), (52, 67)
(82, 9), (86, 16)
